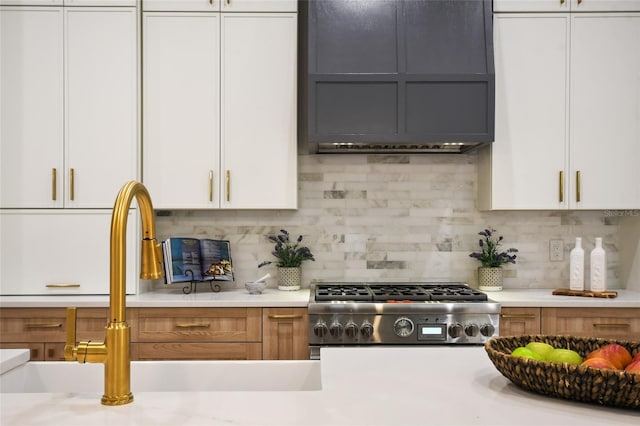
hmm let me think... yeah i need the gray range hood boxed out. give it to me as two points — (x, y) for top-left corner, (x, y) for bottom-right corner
(301, 0), (495, 154)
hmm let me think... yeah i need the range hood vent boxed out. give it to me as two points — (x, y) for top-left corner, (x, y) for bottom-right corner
(302, 0), (495, 154)
(316, 142), (483, 154)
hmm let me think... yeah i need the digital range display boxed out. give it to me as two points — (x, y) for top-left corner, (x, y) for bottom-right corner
(417, 323), (446, 341)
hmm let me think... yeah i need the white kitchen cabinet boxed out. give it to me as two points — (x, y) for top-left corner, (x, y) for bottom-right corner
(142, 3), (297, 209)
(0, 210), (138, 295)
(0, 3), (138, 209)
(479, 10), (640, 210)
(141, 0), (296, 12)
(493, 0), (640, 12)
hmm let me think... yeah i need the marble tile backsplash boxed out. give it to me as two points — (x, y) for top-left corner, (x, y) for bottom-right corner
(152, 153), (637, 291)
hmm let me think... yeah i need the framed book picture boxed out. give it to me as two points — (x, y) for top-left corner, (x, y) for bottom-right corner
(162, 238), (233, 284)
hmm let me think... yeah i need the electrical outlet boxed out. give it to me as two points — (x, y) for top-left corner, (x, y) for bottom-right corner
(549, 239), (564, 261)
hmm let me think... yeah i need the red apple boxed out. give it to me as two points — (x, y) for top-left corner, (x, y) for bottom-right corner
(581, 357), (617, 370)
(586, 344), (632, 370)
(632, 352), (640, 363)
(625, 359), (640, 374)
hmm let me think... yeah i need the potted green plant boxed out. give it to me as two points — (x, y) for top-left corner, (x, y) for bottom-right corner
(469, 228), (518, 291)
(259, 229), (314, 291)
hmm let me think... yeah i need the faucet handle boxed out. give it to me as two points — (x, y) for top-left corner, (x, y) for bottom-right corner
(64, 307), (77, 361)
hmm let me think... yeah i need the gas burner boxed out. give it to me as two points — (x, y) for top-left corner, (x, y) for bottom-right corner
(369, 285), (427, 301)
(422, 284), (488, 302)
(315, 284), (371, 301)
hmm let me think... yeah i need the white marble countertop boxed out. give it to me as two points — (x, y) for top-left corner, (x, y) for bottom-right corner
(487, 289), (640, 308)
(0, 287), (311, 308)
(1, 287), (639, 309)
(1, 346), (638, 425)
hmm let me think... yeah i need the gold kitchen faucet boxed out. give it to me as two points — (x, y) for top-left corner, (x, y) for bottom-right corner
(64, 181), (164, 405)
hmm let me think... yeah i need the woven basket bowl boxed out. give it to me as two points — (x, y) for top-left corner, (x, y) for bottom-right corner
(485, 335), (640, 409)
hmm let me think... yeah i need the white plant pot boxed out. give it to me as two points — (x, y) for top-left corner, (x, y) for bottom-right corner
(277, 267), (301, 291)
(478, 267), (503, 291)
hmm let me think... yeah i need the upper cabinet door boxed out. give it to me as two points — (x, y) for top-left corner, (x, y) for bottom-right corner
(494, 0), (640, 12)
(568, 13), (640, 209)
(142, 12), (221, 209)
(220, 12), (297, 209)
(479, 13), (569, 210)
(221, 0), (297, 12)
(0, 6), (64, 208)
(142, 0), (220, 12)
(64, 6), (138, 208)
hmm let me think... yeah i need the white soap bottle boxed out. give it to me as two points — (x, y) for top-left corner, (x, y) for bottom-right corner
(569, 237), (584, 291)
(590, 237), (607, 292)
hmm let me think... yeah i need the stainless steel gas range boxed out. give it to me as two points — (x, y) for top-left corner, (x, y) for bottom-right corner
(308, 282), (500, 359)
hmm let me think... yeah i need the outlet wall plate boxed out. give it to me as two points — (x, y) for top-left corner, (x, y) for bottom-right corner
(550, 239), (564, 261)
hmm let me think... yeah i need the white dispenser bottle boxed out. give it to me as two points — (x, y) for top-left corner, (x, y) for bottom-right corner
(590, 237), (607, 292)
(569, 237), (584, 291)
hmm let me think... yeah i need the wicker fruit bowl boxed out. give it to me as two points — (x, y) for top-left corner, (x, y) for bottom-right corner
(485, 335), (640, 409)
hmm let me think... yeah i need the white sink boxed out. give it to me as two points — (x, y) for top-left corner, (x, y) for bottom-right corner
(0, 359), (322, 393)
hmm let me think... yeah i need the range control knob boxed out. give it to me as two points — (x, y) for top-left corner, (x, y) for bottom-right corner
(313, 320), (329, 338)
(448, 323), (464, 338)
(480, 323), (495, 337)
(360, 321), (374, 339)
(393, 317), (415, 337)
(465, 323), (479, 337)
(345, 321), (359, 338)
(329, 321), (344, 338)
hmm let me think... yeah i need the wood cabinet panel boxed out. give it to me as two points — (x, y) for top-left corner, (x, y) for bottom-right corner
(131, 342), (261, 360)
(131, 307), (261, 342)
(541, 307), (640, 339)
(0, 308), (107, 343)
(499, 307), (541, 336)
(262, 307), (308, 360)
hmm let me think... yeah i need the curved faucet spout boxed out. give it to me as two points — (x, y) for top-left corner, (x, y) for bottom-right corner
(110, 181), (164, 323)
(65, 181), (164, 406)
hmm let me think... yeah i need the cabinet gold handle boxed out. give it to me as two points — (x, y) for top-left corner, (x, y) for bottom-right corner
(26, 323), (63, 329)
(559, 171), (564, 202)
(500, 314), (536, 319)
(226, 0), (230, 4)
(268, 315), (303, 320)
(209, 170), (214, 202)
(52, 168), (57, 200)
(46, 283), (80, 288)
(593, 323), (630, 328)
(70, 168), (75, 201)
(577, 0), (582, 4)
(576, 170), (581, 202)
(560, 0), (565, 4)
(176, 323), (211, 328)
(226, 170), (230, 202)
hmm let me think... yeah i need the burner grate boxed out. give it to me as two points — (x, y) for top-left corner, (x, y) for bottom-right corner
(369, 285), (428, 301)
(315, 284), (372, 301)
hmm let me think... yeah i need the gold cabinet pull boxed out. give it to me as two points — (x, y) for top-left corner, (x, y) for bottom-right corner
(576, 170), (581, 202)
(46, 283), (81, 288)
(593, 323), (630, 328)
(209, 170), (214, 202)
(226, 0), (230, 4)
(52, 168), (57, 200)
(176, 323), (211, 328)
(26, 323), (63, 329)
(500, 314), (536, 319)
(577, 0), (582, 4)
(559, 171), (564, 202)
(225, 170), (230, 202)
(268, 314), (303, 320)
(69, 168), (75, 201)
(560, 0), (565, 4)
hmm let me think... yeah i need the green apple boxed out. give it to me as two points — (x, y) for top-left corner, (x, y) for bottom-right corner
(525, 342), (555, 360)
(511, 347), (545, 360)
(547, 348), (583, 365)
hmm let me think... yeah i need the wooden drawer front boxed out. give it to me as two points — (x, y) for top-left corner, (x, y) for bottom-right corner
(0, 308), (107, 343)
(542, 308), (640, 340)
(499, 307), (541, 336)
(131, 342), (262, 360)
(131, 308), (262, 342)
(0, 343), (45, 361)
